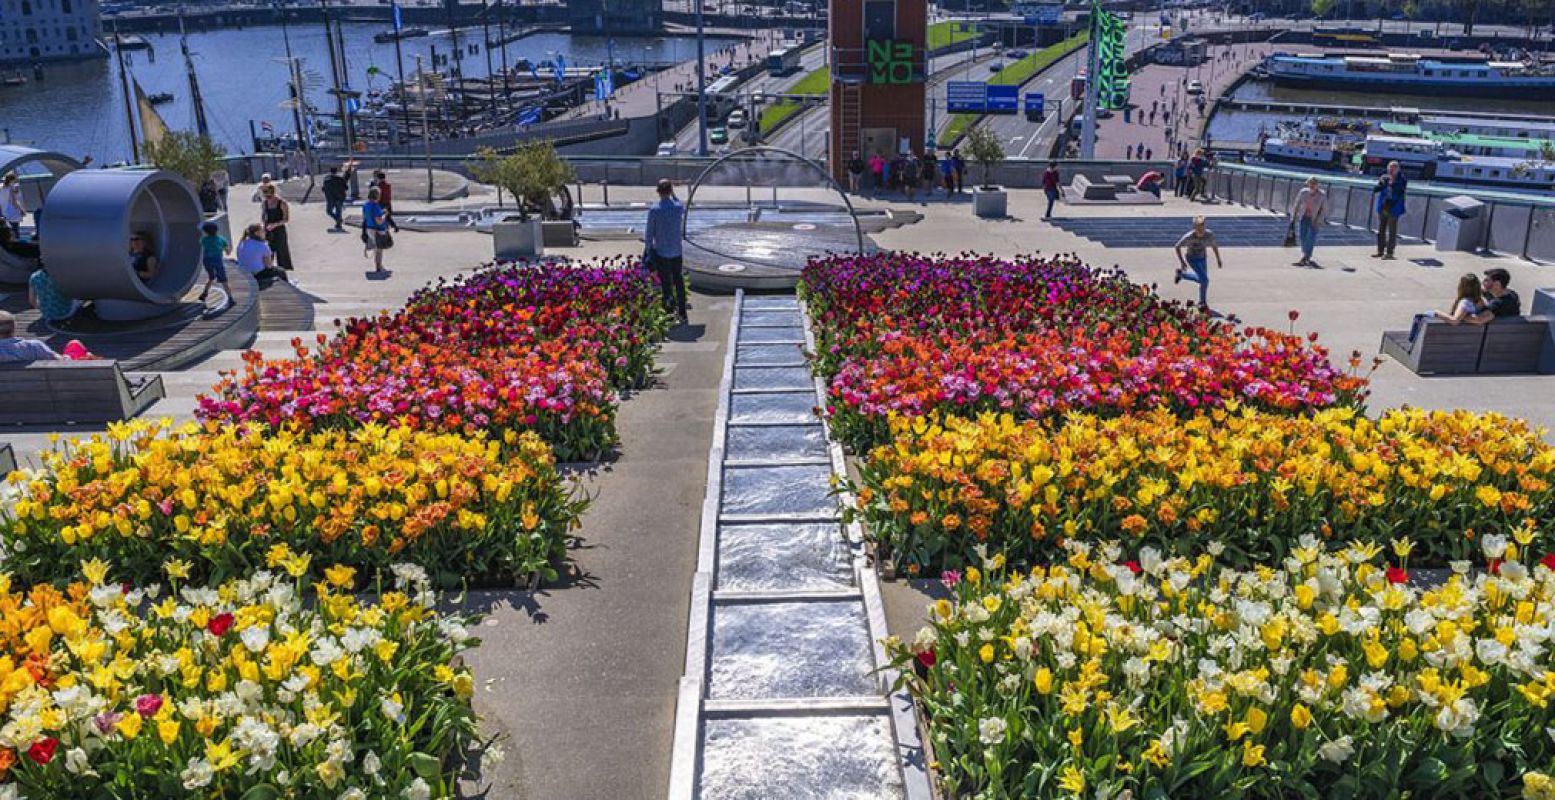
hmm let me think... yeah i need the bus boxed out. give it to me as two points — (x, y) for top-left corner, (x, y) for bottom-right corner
(706, 75), (743, 117)
(768, 46), (802, 76)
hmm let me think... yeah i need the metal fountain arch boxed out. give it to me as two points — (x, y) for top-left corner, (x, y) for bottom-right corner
(680, 145), (867, 260)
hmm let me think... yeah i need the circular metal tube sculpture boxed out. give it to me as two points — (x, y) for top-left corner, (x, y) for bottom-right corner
(682, 145), (867, 256)
(40, 169), (202, 321)
(0, 146), (80, 283)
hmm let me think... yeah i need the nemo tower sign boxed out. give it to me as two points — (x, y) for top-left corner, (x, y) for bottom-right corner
(826, 0), (928, 183)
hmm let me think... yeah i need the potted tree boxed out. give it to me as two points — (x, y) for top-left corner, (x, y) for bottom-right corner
(144, 131), (229, 238)
(965, 126), (1007, 218)
(470, 140), (576, 258)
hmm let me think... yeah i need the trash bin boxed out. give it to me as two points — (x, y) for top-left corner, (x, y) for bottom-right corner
(1436, 195), (1485, 252)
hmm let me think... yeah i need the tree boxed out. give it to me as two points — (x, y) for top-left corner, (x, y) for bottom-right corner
(963, 125), (1005, 188)
(468, 140), (577, 221)
(1310, 0), (1336, 17)
(142, 131), (225, 188)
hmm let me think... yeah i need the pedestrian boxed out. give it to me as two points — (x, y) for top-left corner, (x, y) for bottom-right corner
(1136, 169), (1164, 198)
(880, 156), (892, 193)
(1173, 215), (1222, 310)
(235, 223), (286, 284)
(129, 230), (159, 283)
(322, 162), (352, 232)
(373, 171), (401, 232)
(1127, 144), (1134, 160)
(1187, 149), (1207, 200)
(846, 151), (865, 194)
(259, 183), (294, 273)
(643, 179), (687, 324)
(1288, 176), (1328, 267)
(197, 221), (232, 310)
(869, 153), (884, 192)
(940, 152), (955, 194)
(1371, 160), (1408, 260)
(901, 152), (919, 202)
(951, 150), (965, 193)
(1145, 147), (1153, 160)
(1041, 160), (1061, 219)
(0, 171), (26, 237)
(362, 187), (392, 277)
(921, 151), (938, 197)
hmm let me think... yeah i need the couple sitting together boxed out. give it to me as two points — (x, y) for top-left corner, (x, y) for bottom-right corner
(1409, 268), (1520, 341)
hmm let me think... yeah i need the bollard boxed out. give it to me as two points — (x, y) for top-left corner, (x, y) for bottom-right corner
(602, 179), (610, 206)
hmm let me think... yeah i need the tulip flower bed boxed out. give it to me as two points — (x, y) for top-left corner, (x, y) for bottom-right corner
(0, 420), (582, 589)
(199, 262), (669, 462)
(852, 406), (1555, 572)
(799, 253), (1368, 452)
(889, 539), (1555, 799)
(0, 560), (481, 799)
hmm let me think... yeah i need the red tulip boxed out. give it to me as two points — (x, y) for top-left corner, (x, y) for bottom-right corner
(27, 736), (58, 765)
(207, 613), (234, 637)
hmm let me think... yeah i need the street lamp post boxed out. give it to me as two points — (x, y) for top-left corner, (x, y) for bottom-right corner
(695, 0), (710, 155)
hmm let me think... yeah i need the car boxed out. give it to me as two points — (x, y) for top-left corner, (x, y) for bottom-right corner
(656, 141), (678, 157)
(1006, 48), (1029, 59)
(1186, 79), (1204, 95)
(727, 109), (747, 129)
(989, 61), (1005, 72)
(710, 127), (729, 145)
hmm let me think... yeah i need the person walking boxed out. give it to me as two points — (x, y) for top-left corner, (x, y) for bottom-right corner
(1173, 156), (1189, 196)
(940, 152), (955, 194)
(1371, 160), (1408, 260)
(1126, 144), (1134, 160)
(362, 187), (392, 277)
(643, 179), (688, 324)
(197, 221), (232, 311)
(0, 171), (26, 237)
(1173, 215), (1222, 310)
(322, 162), (353, 232)
(1288, 176), (1328, 267)
(901, 152), (919, 202)
(846, 152), (865, 194)
(921, 151), (938, 197)
(259, 183), (295, 274)
(1041, 160), (1061, 219)
(373, 171), (401, 232)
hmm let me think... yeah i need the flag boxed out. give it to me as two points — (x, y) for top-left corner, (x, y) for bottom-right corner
(260, 120), (275, 133)
(133, 79), (170, 149)
(553, 54), (565, 82)
(529, 61), (539, 79)
(391, 1), (403, 32)
(1092, 0), (1130, 110)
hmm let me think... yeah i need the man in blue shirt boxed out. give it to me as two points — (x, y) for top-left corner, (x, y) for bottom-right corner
(643, 179), (688, 324)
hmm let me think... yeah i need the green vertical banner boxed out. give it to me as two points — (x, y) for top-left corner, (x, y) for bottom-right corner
(1092, 1), (1130, 110)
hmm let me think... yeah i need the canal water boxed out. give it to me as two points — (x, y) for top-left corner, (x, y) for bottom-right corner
(0, 23), (742, 162)
(1208, 77), (1555, 145)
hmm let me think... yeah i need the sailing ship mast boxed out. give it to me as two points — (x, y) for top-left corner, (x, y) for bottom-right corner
(111, 18), (140, 163)
(179, 13), (211, 138)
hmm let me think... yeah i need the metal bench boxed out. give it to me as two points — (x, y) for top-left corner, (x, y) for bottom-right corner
(1380, 316), (1554, 376)
(0, 360), (164, 425)
(1071, 175), (1117, 201)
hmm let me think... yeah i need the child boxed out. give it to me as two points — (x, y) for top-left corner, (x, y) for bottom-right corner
(198, 221), (231, 311)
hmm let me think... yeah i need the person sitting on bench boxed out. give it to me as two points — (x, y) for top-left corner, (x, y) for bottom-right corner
(0, 218), (39, 260)
(1408, 273), (1482, 342)
(1468, 268), (1520, 324)
(0, 310), (61, 363)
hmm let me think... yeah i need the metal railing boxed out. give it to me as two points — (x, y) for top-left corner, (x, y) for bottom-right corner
(1205, 162), (1555, 263)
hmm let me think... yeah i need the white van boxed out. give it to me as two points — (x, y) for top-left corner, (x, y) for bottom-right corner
(656, 141), (678, 157)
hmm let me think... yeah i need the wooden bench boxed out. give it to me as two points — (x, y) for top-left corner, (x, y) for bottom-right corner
(1071, 175), (1117, 201)
(1479, 316), (1551, 374)
(1379, 320), (1486, 375)
(0, 360), (165, 425)
(1380, 316), (1554, 375)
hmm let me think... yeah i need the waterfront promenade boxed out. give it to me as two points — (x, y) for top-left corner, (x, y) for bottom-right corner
(2, 175), (1552, 798)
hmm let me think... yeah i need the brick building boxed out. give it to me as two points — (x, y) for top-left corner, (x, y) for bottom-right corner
(827, 0), (926, 182)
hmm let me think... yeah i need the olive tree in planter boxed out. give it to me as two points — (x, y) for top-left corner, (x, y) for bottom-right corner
(144, 131), (230, 238)
(965, 125), (1007, 218)
(470, 141), (576, 258)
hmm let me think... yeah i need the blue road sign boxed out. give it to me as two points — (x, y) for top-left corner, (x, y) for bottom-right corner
(947, 81), (988, 113)
(1024, 92), (1045, 118)
(987, 84), (1019, 113)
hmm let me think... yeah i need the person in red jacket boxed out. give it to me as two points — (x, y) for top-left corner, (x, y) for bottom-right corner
(1041, 161), (1061, 219)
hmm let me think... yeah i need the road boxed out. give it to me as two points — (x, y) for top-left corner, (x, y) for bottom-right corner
(669, 40), (827, 155)
(975, 25), (1155, 162)
(763, 45), (1003, 158)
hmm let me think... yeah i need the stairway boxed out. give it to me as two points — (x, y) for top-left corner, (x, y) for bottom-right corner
(668, 292), (930, 800)
(838, 82), (862, 161)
